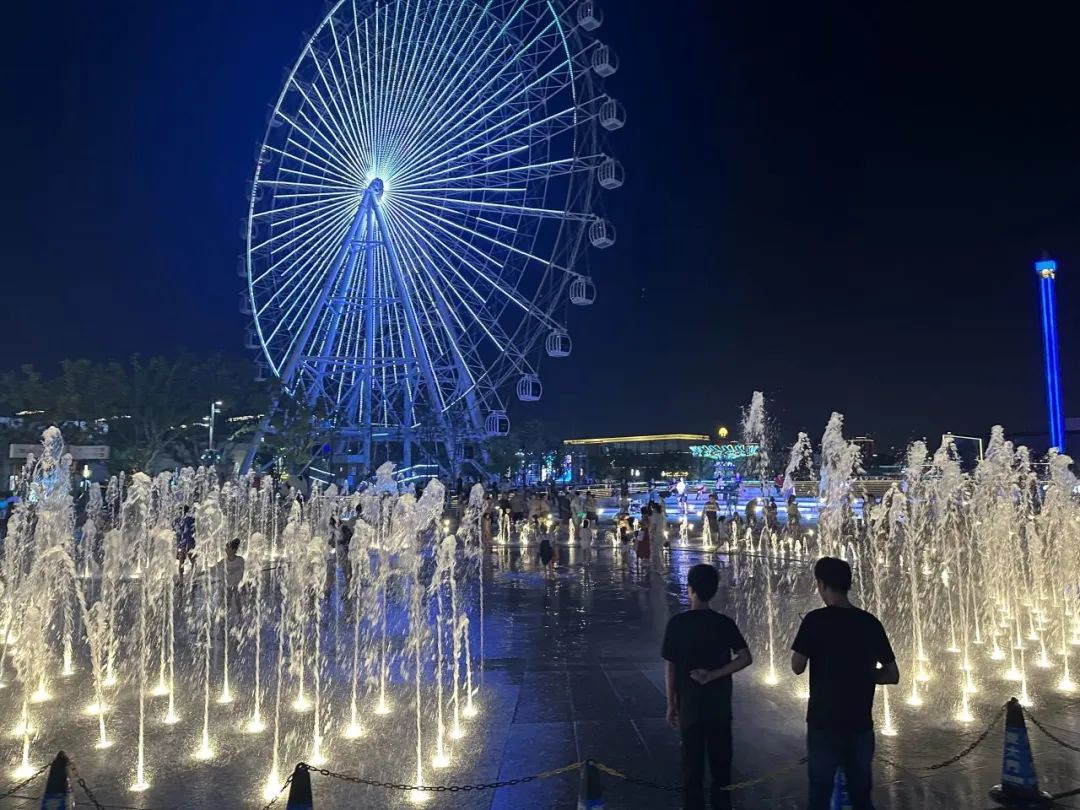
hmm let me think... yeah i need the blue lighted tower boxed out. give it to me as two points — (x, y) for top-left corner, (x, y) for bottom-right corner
(1035, 257), (1065, 451)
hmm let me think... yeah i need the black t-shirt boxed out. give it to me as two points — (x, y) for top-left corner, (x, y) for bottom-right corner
(661, 610), (748, 724)
(792, 605), (895, 732)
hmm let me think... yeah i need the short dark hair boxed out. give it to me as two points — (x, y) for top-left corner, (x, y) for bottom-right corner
(687, 563), (720, 602)
(814, 557), (851, 593)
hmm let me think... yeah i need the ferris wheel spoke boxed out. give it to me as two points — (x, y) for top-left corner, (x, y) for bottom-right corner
(253, 208), (355, 291)
(387, 196), (562, 332)
(254, 207), (355, 319)
(289, 96), (366, 183)
(251, 194), (357, 258)
(395, 190), (594, 223)
(264, 140), (360, 189)
(386, 211), (511, 355)
(388, 1), (502, 163)
(304, 62), (367, 178)
(400, 21), (570, 173)
(397, 106), (574, 188)
(402, 155), (588, 187)
(394, 0), (537, 160)
(325, 16), (373, 163)
(277, 111), (363, 186)
(390, 193), (572, 281)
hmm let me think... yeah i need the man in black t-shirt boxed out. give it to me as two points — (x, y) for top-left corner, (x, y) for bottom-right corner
(791, 557), (899, 810)
(662, 564), (752, 810)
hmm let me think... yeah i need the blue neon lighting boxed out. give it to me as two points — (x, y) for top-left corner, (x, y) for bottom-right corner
(1036, 259), (1065, 451)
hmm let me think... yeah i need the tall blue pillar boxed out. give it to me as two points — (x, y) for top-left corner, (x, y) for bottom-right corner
(1035, 257), (1065, 451)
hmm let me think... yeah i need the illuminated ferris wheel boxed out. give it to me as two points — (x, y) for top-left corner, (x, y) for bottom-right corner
(242, 0), (623, 471)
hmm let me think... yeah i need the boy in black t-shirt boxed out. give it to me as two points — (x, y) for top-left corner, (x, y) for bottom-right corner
(662, 564), (752, 810)
(791, 557), (899, 810)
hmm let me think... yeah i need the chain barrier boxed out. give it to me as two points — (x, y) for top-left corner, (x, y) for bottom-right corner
(304, 760), (581, 793)
(68, 759), (108, 810)
(258, 771), (295, 810)
(1025, 710), (1080, 754)
(877, 701), (1006, 773)
(592, 755), (808, 793)
(0, 762), (50, 802)
(0, 701), (1044, 807)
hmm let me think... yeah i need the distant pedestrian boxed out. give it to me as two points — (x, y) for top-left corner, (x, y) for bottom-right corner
(792, 557), (899, 810)
(662, 564), (752, 810)
(537, 534), (555, 573)
(223, 538), (245, 618)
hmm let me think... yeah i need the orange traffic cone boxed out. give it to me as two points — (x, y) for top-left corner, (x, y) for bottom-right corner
(39, 751), (75, 810)
(285, 764), (314, 810)
(989, 698), (1052, 807)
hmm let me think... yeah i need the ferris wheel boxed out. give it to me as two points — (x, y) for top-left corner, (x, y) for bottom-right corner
(242, 0), (623, 472)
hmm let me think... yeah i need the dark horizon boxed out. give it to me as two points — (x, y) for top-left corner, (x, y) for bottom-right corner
(6, 2), (1080, 449)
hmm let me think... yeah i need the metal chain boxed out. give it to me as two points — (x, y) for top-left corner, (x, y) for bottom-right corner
(258, 772), (295, 810)
(878, 702), (1007, 772)
(69, 760), (108, 810)
(1026, 711), (1080, 754)
(304, 761), (581, 793)
(0, 763), (50, 801)
(592, 756), (808, 793)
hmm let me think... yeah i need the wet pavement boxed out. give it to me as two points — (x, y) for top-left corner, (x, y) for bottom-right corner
(2, 545), (1079, 808)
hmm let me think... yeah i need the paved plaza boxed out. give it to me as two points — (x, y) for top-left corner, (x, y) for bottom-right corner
(3, 545), (1080, 808)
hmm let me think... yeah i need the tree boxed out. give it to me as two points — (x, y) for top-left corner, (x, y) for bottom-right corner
(0, 354), (271, 474)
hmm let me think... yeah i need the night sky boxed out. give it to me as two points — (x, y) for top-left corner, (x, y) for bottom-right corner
(6, 2), (1080, 448)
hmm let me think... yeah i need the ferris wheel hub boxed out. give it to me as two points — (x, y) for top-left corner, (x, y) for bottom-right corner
(368, 178), (385, 197)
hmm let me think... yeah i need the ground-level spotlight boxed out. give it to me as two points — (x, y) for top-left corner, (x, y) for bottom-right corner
(262, 772), (282, 802)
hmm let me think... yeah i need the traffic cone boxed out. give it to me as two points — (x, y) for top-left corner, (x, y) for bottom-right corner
(577, 759), (604, 810)
(830, 767), (852, 810)
(39, 751), (75, 810)
(989, 698), (1052, 807)
(284, 764), (314, 810)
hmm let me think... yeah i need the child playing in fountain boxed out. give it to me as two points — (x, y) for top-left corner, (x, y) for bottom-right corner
(224, 538), (245, 618)
(537, 532), (555, 573)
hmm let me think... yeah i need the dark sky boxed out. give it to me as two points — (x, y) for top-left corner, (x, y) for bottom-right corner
(6, 1), (1080, 448)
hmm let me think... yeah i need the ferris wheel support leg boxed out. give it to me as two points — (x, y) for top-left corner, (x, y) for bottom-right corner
(241, 198), (372, 475)
(361, 202), (378, 474)
(371, 198), (456, 466)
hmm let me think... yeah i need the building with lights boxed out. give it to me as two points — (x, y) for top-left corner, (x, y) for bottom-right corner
(563, 433), (760, 483)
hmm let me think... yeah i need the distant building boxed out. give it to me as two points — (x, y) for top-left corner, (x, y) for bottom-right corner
(563, 433), (711, 483)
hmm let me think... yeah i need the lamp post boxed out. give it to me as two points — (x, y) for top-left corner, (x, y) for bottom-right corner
(1035, 257), (1065, 451)
(207, 400), (224, 454)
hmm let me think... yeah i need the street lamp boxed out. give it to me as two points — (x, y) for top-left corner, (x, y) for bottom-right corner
(208, 400), (224, 453)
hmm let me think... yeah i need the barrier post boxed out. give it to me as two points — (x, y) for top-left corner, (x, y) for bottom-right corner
(989, 698), (1052, 808)
(39, 752), (75, 810)
(285, 764), (314, 810)
(578, 759), (604, 810)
